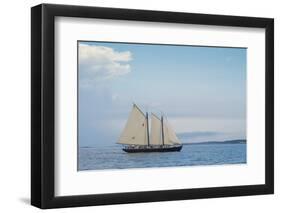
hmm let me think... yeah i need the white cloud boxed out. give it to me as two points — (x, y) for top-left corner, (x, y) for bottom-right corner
(79, 44), (132, 86)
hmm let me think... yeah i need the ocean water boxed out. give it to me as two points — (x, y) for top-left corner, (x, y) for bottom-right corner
(78, 143), (246, 171)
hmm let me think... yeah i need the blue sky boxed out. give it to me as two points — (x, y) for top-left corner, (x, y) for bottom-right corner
(78, 41), (246, 146)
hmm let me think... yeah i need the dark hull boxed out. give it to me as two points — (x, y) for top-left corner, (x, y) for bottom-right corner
(123, 145), (182, 153)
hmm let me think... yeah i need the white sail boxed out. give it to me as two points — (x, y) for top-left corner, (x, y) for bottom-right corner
(117, 104), (148, 145)
(150, 114), (162, 146)
(163, 119), (181, 145)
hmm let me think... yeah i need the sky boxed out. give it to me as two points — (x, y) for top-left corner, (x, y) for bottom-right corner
(78, 41), (246, 147)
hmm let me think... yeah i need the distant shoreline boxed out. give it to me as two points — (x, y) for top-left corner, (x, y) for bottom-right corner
(80, 139), (246, 148)
(183, 139), (246, 145)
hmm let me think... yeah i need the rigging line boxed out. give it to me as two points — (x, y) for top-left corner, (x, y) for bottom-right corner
(133, 104), (146, 117)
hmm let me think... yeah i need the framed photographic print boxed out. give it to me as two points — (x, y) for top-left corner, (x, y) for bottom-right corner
(31, 4), (274, 209)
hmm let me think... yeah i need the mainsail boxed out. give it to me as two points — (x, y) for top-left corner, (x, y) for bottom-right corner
(118, 104), (148, 145)
(150, 113), (162, 145)
(163, 118), (181, 145)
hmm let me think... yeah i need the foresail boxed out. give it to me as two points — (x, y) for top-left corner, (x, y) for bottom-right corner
(150, 114), (162, 145)
(118, 105), (148, 145)
(167, 122), (181, 144)
(163, 119), (181, 145)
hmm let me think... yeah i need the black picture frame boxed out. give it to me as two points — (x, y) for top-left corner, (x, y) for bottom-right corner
(31, 3), (274, 209)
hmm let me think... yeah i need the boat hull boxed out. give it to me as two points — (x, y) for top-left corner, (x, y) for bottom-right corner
(123, 145), (182, 153)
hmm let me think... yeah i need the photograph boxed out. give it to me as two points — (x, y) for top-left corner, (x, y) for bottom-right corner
(78, 41), (247, 171)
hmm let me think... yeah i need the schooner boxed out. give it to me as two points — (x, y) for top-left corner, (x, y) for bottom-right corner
(117, 104), (182, 153)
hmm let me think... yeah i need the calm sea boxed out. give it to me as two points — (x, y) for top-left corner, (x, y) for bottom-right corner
(78, 143), (246, 171)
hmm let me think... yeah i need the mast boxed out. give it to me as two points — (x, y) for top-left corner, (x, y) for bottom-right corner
(161, 115), (165, 146)
(146, 112), (150, 146)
